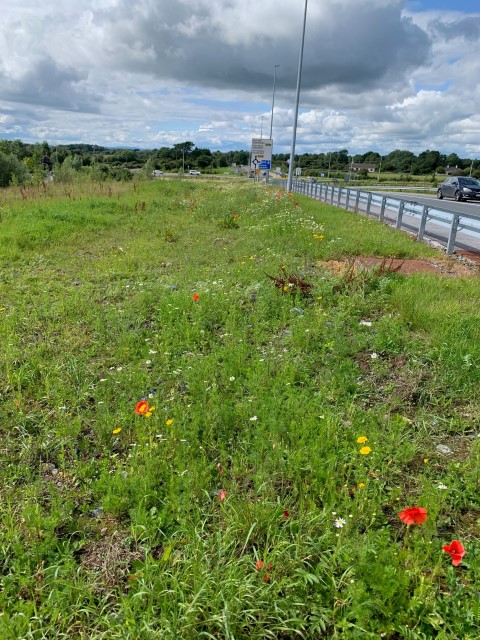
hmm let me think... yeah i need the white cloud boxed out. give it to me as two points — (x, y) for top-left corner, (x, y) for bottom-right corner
(0, 1), (478, 156)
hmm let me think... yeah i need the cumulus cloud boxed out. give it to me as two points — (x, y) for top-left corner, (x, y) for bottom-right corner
(80, 0), (430, 95)
(0, 58), (99, 112)
(430, 15), (480, 41)
(0, 0), (478, 155)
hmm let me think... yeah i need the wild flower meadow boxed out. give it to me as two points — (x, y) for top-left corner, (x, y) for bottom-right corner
(0, 178), (479, 639)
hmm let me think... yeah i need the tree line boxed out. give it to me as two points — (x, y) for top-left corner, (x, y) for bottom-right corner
(0, 139), (478, 187)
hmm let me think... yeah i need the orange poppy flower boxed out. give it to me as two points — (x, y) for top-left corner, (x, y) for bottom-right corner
(192, 293), (199, 301)
(135, 400), (149, 415)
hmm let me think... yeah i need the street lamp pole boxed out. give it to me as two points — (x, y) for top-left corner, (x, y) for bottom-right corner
(269, 64), (279, 140)
(260, 115), (266, 139)
(287, 0), (308, 192)
(377, 156), (383, 184)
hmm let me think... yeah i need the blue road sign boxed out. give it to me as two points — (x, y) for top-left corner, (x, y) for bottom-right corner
(259, 160), (271, 170)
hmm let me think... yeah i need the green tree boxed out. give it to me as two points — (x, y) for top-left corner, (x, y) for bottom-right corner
(0, 152), (28, 187)
(413, 150), (444, 174)
(446, 153), (463, 169)
(383, 150), (416, 173)
(54, 155), (81, 183)
(143, 158), (155, 179)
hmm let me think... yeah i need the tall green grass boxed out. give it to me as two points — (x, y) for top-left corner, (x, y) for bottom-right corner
(0, 179), (478, 639)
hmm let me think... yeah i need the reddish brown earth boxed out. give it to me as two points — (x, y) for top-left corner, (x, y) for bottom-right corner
(319, 255), (480, 277)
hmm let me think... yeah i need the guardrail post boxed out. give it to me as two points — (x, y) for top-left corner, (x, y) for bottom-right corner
(366, 193), (372, 216)
(337, 187), (342, 205)
(345, 189), (350, 210)
(354, 190), (360, 213)
(330, 187), (335, 205)
(417, 205), (429, 241)
(379, 197), (386, 221)
(396, 201), (405, 229)
(446, 214), (460, 255)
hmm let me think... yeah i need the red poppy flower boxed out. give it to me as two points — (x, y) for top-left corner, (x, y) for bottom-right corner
(283, 509), (290, 519)
(263, 573), (271, 583)
(192, 293), (199, 301)
(218, 489), (227, 501)
(135, 400), (149, 415)
(398, 507), (427, 525)
(255, 560), (264, 571)
(443, 540), (466, 566)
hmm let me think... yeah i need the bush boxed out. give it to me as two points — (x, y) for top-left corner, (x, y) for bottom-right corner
(0, 152), (28, 187)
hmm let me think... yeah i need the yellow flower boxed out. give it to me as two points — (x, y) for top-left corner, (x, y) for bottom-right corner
(358, 482), (366, 488)
(423, 458), (429, 464)
(112, 427), (122, 435)
(359, 446), (372, 455)
(283, 285), (289, 292)
(166, 418), (174, 426)
(145, 412), (152, 418)
(357, 436), (368, 444)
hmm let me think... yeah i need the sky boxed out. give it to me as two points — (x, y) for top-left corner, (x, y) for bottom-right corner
(0, 0), (479, 156)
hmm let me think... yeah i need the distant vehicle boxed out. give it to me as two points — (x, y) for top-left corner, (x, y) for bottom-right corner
(152, 169), (163, 177)
(437, 176), (480, 202)
(189, 169), (201, 175)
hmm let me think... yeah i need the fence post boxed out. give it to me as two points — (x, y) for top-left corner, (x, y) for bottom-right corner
(396, 201), (405, 229)
(366, 193), (372, 216)
(354, 190), (360, 213)
(379, 197), (386, 221)
(330, 187), (335, 205)
(337, 187), (342, 206)
(417, 205), (429, 241)
(446, 214), (460, 255)
(345, 189), (350, 210)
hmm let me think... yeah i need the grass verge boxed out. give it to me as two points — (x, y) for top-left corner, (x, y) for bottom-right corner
(0, 179), (479, 639)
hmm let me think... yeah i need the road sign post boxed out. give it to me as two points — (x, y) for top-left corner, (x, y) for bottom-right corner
(250, 138), (273, 172)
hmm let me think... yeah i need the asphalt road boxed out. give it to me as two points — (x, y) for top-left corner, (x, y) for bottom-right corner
(377, 192), (480, 220)
(369, 191), (480, 256)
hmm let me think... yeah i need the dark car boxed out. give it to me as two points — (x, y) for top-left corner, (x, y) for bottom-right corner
(437, 176), (480, 202)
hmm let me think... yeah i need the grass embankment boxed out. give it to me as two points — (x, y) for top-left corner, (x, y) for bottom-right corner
(0, 180), (479, 639)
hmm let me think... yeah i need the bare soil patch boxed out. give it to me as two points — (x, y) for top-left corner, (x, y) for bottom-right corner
(79, 530), (143, 594)
(319, 256), (480, 277)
